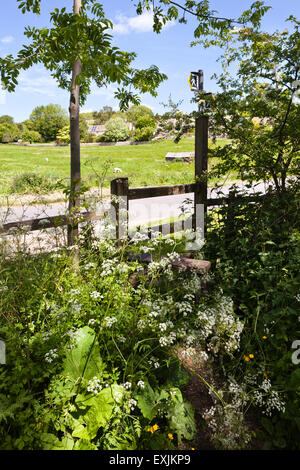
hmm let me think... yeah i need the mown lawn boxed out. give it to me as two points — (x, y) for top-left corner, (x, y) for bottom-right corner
(0, 138), (231, 195)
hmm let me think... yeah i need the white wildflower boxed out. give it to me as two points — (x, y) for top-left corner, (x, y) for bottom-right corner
(87, 376), (102, 394)
(105, 317), (117, 327)
(90, 291), (103, 299)
(44, 348), (58, 363)
(128, 398), (137, 411)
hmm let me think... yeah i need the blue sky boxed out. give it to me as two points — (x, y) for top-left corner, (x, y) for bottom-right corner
(0, 0), (299, 122)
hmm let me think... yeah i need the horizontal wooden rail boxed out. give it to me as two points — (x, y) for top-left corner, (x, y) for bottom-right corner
(0, 211), (106, 234)
(129, 215), (193, 238)
(128, 183), (197, 200)
(206, 193), (267, 207)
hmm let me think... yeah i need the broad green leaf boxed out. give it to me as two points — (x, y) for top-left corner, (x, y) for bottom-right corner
(40, 433), (74, 450)
(72, 423), (91, 440)
(73, 388), (115, 440)
(62, 326), (104, 382)
(52, 436), (74, 450)
(165, 361), (191, 388)
(135, 382), (157, 420)
(168, 401), (196, 443)
(73, 439), (98, 450)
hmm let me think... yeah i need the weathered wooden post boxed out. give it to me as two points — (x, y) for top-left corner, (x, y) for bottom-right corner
(110, 177), (129, 244)
(192, 69), (208, 235)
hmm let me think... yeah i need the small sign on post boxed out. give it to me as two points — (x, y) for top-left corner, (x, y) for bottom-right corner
(188, 71), (202, 92)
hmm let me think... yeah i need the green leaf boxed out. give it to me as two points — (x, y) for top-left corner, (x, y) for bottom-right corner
(261, 417), (273, 435)
(165, 360), (191, 388)
(73, 439), (98, 450)
(40, 433), (74, 450)
(72, 388), (115, 440)
(168, 401), (196, 443)
(289, 369), (300, 391)
(62, 326), (104, 382)
(135, 382), (157, 420)
(52, 436), (74, 450)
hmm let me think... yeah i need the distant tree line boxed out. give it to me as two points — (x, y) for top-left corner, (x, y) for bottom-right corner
(0, 102), (195, 144)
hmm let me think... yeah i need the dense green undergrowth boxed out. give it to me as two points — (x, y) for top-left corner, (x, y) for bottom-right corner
(204, 182), (300, 449)
(0, 227), (244, 450)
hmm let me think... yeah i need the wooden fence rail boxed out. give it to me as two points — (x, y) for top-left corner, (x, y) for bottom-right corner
(0, 184), (266, 243)
(128, 183), (197, 200)
(111, 177), (266, 240)
(0, 211), (106, 235)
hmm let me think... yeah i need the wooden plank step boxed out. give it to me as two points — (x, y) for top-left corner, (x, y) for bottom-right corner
(128, 252), (211, 273)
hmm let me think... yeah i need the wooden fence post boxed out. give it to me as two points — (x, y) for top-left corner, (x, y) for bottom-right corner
(110, 177), (129, 244)
(194, 115), (208, 236)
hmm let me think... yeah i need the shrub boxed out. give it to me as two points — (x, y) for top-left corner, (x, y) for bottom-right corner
(135, 116), (156, 130)
(29, 104), (68, 142)
(21, 130), (42, 143)
(96, 134), (106, 143)
(10, 172), (58, 194)
(56, 117), (88, 144)
(56, 125), (70, 144)
(126, 105), (154, 126)
(134, 126), (155, 142)
(82, 133), (97, 143)
(204, 183), (300, 449)
(0, 123), (20, 143)
(1, 131), (14, 143)
(103, 117), (129, 142)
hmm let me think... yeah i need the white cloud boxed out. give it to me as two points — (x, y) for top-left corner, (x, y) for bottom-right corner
(18, 70), (58, 96)
(113, 11), (175, 35)
(90, 83), (118, 100)
(0, 36), (14, 44)
(141, 103), (156, 111)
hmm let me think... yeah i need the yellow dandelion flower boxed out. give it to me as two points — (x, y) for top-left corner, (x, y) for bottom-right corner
(152, 424), (159, 432)
(168, 433), (174, 440)
(249, 354), (254, 359)
(262, 336), (267, 340)
(244, 355), (250, 362)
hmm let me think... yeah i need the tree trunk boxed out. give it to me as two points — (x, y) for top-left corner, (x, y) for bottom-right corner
(68, 0), (82, 247)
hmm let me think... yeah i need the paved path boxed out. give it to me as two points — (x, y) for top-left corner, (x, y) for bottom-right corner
(0, 181), (274, 228)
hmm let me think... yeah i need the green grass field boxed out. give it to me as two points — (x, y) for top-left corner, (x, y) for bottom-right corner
(0, 138), (231, 197)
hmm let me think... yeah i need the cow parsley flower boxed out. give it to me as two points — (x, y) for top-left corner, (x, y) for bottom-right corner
(105, 317), (117, 327)
(90, 291), (103, 299)
(45, 348), (58, 363)
(87, 377), (103, 394)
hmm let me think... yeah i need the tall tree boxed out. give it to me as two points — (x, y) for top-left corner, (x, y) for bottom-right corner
(69, 0), (83, 244)
(0, 0), (167, 244)
(194, 16), (300, 193)
(133, 1), (270, 37)
(29, 104), (68, 142)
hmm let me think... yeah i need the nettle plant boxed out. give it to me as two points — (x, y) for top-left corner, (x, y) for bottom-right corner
(194, 16), (300, 193)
